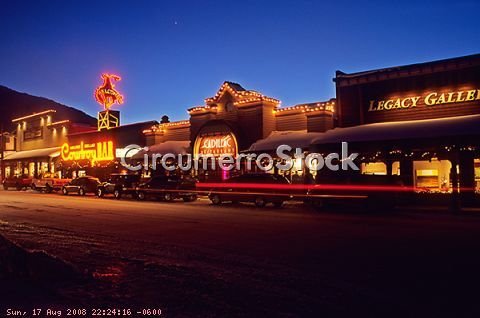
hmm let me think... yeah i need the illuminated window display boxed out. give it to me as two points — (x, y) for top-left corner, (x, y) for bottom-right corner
(414, 160), (452, 192)
(361, 162), (400, 176)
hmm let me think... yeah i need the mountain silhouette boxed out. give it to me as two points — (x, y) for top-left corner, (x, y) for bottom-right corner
(0, 85), (96, 132)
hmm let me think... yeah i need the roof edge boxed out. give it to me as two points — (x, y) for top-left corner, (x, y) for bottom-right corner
(335, 53), (480, 81)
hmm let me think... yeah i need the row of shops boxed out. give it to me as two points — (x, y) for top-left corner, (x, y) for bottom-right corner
(2, 54), (480, 202)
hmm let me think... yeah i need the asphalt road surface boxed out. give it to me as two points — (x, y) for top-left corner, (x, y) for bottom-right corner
(1, 189), (480, 317)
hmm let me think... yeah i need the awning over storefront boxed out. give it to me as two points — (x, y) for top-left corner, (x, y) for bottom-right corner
(311, 114), (480, 145)
(3, 147), (61, 161)
(132, 140), (190, 159)
(247, 130), (324, 152)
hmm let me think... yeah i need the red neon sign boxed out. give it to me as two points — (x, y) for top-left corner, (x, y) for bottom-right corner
(94, 73), (124, 110)
(194, 133), (238, 157)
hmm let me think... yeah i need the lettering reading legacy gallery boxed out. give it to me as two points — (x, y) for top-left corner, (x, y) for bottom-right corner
(368, 89), (480, 112)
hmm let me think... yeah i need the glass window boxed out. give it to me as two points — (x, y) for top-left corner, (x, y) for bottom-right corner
(361, 162), (387, 175)
(414, 159), (451, 193)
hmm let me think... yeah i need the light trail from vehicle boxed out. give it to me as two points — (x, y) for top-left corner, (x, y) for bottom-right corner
(197, 182), (420, 193)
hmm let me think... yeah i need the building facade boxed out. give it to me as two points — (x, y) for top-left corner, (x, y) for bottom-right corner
(311, 53), (480, 203)
(142, 81), (336, 181)
(3, 110), (94, 178)
(60, 119), (157, 180)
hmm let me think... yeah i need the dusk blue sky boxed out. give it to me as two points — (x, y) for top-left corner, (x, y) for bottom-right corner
(1, 0), (479, 124)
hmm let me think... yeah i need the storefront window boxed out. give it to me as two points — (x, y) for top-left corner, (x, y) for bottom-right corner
(292, 158), (303, 176)
(41, 162), (49, 174)
(414, 159), (451, 193)
(28, 162), (35, 177)
(361, 162), (400, 175)
(14, 162), (21, 176)
(363, 162), (385, 175)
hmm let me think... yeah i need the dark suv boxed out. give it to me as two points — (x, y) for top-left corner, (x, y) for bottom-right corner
(136, 175), (197, 202)
(208, 173), (291, 208)
(62, 176), (100, 196)
(97, 173), (141, 199)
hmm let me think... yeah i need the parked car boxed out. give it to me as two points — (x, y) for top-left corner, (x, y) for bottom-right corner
(2, 176), (33, 191)
(62, 176), (101, 196)
(208, 173), (292, 208)
(135, 175), (197, 202)
(32, 172), (71, 193)
(97, 173), (141, 199)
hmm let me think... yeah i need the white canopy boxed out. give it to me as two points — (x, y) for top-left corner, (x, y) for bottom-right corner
(311, 114), (480, 145)
(248, 130), (324, 152)
(4, 147), (61, 161)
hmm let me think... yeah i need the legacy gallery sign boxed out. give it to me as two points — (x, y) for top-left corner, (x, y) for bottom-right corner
(368, 88), (480, 112)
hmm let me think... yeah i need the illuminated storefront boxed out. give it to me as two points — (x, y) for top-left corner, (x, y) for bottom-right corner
(3, 110), (95, 178)
(63, 121), (157, 179)
(3, 74), (127, 180)
(192, 124), (239, 180)
(312, 53), (480, 204)
(144, 81), (335, 182)
(57, 73), (157, 179)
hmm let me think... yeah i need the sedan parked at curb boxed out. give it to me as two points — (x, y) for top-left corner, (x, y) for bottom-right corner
(135, 175), (197, 202)
(62, 176), (101, 196)
(97, 173), (141, 199)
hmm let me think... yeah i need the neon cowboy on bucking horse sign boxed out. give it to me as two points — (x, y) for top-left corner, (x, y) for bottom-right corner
(94, 73), (124, 110)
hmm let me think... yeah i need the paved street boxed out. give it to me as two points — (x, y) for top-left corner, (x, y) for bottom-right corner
(1, 189), (480, 317)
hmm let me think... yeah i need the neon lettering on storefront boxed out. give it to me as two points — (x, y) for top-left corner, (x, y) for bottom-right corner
(202, 135), (233, 149)
(368, 88), (480, 112)
(195, 134), (238, 157)
(61, 141), (115, 164)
